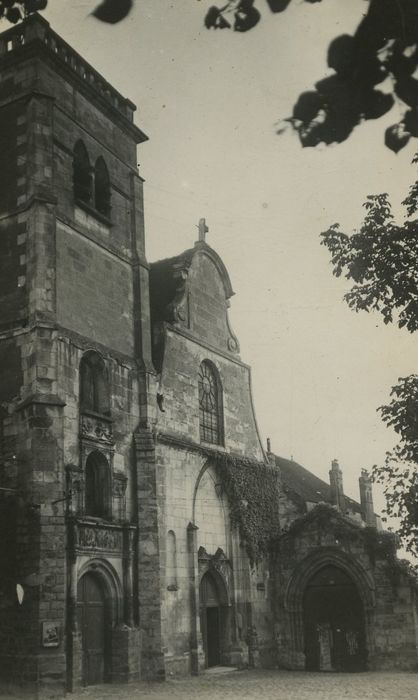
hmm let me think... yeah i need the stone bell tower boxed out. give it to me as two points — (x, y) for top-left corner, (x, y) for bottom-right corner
(0, 13), (155, 696)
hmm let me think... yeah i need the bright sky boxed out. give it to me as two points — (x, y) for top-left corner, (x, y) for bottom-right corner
(39, 0), (416, 508)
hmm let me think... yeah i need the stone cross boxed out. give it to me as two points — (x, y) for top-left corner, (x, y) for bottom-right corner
(198, 217), (208, 242)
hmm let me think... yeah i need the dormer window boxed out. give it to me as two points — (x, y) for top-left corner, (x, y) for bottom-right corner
(198, 360), (223, 445)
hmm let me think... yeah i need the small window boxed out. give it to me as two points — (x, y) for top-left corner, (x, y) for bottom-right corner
(94, 157), (111, 218)
(198, 361), (223, 445)
(85, 450), (111, 519)
(73, 140), (92, 204)
(79, 351), (110, 415)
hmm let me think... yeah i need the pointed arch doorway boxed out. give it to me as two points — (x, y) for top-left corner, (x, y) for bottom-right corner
(303, 565), (367, 672)
(77, 572), (108, 685)
(199, 571), (227, 668)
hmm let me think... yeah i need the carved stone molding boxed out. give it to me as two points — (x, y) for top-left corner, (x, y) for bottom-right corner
(78, 525), (122, 551)
(113, 471), (128, 498)
(71, 518), (127, 554)
(198, 546), (232, 595)
(80, 412), (114, 445)
(66, 463), (83, 514)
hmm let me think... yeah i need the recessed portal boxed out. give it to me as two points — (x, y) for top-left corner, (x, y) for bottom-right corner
(77, 573), (107, 685)
(303, 565), (367, 672)
(199, 571), (224, 668)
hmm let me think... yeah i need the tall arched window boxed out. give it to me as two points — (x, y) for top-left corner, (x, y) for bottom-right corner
(73, 140), (92, 204)
(94, 157), (111, 218)
(198, 361), (223, 445)
(79, 351), (110, 415)
(85, 451), (111, 519)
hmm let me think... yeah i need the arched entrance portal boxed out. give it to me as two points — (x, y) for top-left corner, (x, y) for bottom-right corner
(199, 571), (227, 668)
(303, 565), (367, 672)
(77, 573), (108, 685)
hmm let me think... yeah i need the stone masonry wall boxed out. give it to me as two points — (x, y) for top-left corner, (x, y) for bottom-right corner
(187, 253), (236, 352)
(157, 328), (263, 460)
(55, 225), (135, 356)
(274, 508), (418, 671)
(0, 17), (149, 695)
(155, 443), (275, 676)
(56, 334), (139, 520)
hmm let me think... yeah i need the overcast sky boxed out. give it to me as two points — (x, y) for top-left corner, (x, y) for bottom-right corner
(40, 0), (416, 508)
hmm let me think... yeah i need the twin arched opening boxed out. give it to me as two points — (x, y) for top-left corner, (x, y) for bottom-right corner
(73, 140), (111, 218)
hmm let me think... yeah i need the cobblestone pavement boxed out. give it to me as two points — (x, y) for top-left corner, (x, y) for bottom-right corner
(71, 668), (418, 700)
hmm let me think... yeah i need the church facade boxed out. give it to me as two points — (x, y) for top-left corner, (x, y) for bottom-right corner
(0, 14), (417, 698)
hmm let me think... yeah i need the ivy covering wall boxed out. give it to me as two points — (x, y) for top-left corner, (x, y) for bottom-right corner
(212, 452), (281, 565)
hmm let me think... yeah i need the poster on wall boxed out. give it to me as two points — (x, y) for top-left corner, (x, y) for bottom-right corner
(42, 621), (60, 648)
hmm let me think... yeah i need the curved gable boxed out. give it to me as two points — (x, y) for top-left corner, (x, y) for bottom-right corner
(150, 241), (240, 356)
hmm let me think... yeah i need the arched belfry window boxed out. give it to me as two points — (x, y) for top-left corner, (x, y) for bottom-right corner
(94, 157), (111, 218)
(80, 351), (110, 416)
(73, 140), (92, 204)
(198, 361), (223, 445)
(85, 451), (111, 519)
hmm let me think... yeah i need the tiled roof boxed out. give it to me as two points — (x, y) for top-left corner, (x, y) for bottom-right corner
(273, 454), (362, 514)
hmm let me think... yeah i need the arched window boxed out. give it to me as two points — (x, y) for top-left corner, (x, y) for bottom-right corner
(79, 351), (110, 415)
(85, 451), (111, 519)
(94, 157), (111, 218)
(198, 361), (223, 445)
(166, 530), (177, 590)
(73, 140), (92, 204)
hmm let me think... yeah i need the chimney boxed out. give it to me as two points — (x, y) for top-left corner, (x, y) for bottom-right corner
(329, 459), (346, 512)
(266, 437), (271, 454)
(359, 469), (376, 527)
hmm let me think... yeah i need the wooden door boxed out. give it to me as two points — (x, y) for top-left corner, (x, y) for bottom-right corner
(77, 573), (106, 685)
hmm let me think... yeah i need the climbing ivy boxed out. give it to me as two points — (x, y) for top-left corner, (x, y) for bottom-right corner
(212, 452), (281, 566)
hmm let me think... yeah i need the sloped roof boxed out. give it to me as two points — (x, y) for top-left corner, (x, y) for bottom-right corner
(150, 248), (195, 324)
(273, 454), (362, 514)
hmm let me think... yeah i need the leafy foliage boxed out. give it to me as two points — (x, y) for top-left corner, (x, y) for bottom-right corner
(372, 449), (418, 557)
(322, 154), (418, 555)
(204, 0), (418, 152)
(0, 1), (47, 24)
(213, 452), (281, 565)
(5, 2), (418, 149)
(371, 375), (418, 556)
(321, 192), (418, 332)
(380, 375), (418, 463)
(204, 1), (261, 32)
(277, 503), (417, 581)
(92, 0), (132, 24)
(0, 0), (132, 25)
(288, 0), (418, 152)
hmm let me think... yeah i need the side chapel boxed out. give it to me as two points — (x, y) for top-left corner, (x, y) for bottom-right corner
(0, 14), (417, 698)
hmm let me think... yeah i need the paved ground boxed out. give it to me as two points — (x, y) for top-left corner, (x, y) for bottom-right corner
(71, 668), (418, 700)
